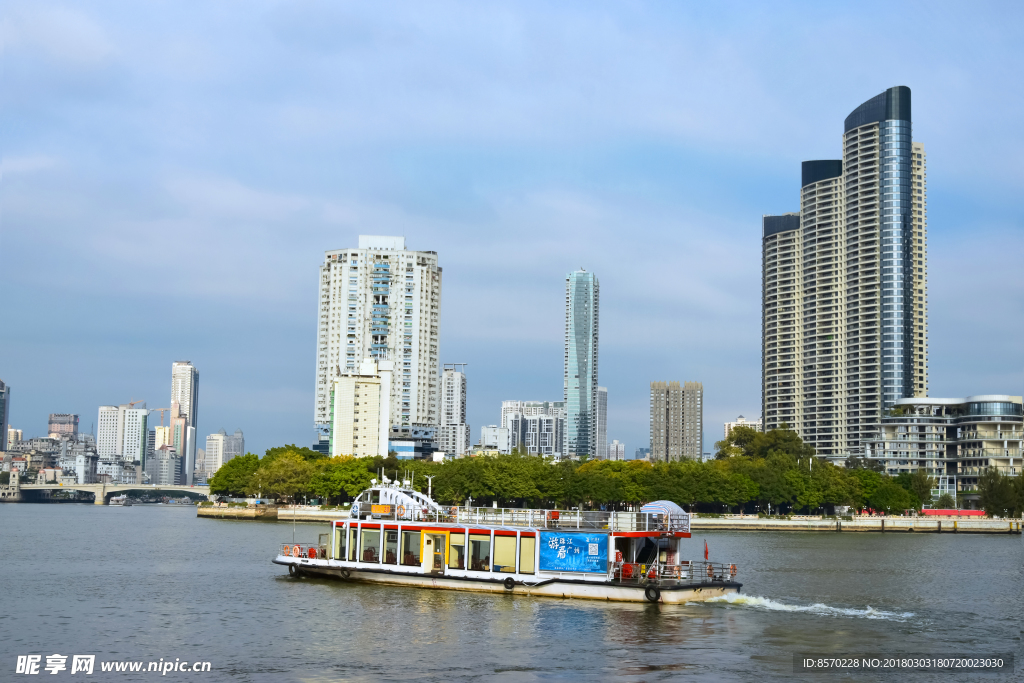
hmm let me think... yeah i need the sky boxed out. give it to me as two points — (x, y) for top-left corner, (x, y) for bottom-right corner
(2, 1), (1023, 457)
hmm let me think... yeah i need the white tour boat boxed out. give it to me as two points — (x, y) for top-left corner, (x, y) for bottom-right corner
(272, 479), (741, 603)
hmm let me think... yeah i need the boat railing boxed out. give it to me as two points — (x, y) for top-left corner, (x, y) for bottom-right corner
(351, 504), (689, 533)
(612, 560), (737, 586)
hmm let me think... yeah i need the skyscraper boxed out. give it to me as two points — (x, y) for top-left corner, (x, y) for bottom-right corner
(564, 269), (599, 458)
(762, 86), (928, 456)
(650, 381), (703, 461)
(315, 236), (442, 440)
(438, 364), (469, 457)
(0, 380), (9, 452)
(96, 404), (149, 465)
(171, 361), (199, 484)
(595, 386), (608, 459)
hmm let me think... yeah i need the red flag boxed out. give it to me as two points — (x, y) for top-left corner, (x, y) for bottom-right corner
(704, 540), (708, 560)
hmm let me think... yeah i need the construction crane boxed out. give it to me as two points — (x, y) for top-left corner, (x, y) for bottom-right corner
(148, 408), (171, 426)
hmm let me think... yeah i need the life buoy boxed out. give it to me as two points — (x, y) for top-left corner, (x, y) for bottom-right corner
(308, 547), (318, 559)
(340, 568), (350, 579)
(397, 505), (406, 517)
(706, 564), (714, 578)
(291, 545), (301, 558)
(503, 577), (515, 590)
(450, 506), (459, 516)
(282, 544), (291, 556)
(644, 585), (661, 603)
(729, 564), (737, 577)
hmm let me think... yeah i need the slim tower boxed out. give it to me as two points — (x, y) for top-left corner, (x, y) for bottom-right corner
(439, 364), (469, 457)
(563, 270), (599, 458)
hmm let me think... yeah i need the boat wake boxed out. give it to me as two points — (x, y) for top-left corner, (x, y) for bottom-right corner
(696, 593), (914, 621)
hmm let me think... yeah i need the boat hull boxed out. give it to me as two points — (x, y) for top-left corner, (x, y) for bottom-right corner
(273, 556), (741, 604)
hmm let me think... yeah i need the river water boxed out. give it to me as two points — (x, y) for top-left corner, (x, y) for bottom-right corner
(1, 505), (1020, 682)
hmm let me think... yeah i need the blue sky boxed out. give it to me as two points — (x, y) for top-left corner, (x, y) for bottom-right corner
(2, 1), (1022, 456)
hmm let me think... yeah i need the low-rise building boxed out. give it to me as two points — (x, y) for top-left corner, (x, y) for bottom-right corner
(508, 413), (564, 457)
(861, 395), (1023, 503)
(724, 415), (762, 439)
(479, 425), (510, 454)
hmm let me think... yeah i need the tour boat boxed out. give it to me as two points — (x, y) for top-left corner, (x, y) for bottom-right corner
(272, 479), (741, 603)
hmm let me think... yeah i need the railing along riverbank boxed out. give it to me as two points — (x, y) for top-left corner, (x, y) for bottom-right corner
(255, 507), (1022, 533)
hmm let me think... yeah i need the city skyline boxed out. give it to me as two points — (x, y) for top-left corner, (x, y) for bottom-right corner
(3, 3), (1023, 456)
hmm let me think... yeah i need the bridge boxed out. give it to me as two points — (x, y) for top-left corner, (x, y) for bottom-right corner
(12, 482), (211, 504)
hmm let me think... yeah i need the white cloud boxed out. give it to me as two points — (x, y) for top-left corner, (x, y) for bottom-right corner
(2, 5), (115, 66)
(0, 155), (60, 176)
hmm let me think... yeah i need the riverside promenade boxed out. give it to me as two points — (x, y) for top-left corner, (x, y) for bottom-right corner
(210, 505), (1023, 534)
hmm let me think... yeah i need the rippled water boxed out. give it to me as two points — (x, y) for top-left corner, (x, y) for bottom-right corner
(1, 505), (1020, 681)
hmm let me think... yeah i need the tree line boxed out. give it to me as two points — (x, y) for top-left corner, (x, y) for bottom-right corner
(207, 427), (1024, 516)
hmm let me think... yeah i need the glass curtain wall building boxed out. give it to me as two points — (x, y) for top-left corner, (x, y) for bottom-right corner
(563, 270), (599, 458)
(762, 86), (928, 458)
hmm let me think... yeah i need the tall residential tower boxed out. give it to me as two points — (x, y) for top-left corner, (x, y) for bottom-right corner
(762, 86), (928, 457)
(563, 270), (599, 458)
(315, 236), (442, 440)
(650, 381), (704, 461)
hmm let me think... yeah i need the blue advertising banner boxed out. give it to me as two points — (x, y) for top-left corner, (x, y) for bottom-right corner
(538, 531), (609, 573)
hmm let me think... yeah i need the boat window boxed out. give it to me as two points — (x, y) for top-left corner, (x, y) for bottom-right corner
(349, 528), (359, 562)
(361, 529), (381, 563)
(469, 534), (490, 571)
(519, 536), (535, 574)
(401, 531), (421, 565)
(334, 526), (348, 561)
(493, 536), (516, 573)
(448, 533), (465, 569)
(383, 530), (398, 564)
(370, 490), (381, 504)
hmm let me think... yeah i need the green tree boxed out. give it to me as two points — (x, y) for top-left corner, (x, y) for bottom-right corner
(935, 492), (956, 509)
(264, 444), (327, 463)
(208, 453), (260, 496)
(868, 478), (917, 514)
(906, 469), (934, 505)
(977, 469), (1016, 517)
(308, 457), (374, 503)
(247, 452), (313, 502)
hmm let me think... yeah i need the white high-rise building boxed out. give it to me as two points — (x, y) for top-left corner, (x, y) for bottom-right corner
(596, 386), (608, 459)
(500, 401), (565, 430)
(170, 361), (199, 484)
(315, 236), (442, 439)
(171, 362), (199, 426)
(96, 404), (149, 464)
(97, 406), (119, 459)
(438, 364), (469, 457)
(205, 429), (245, 474)
(329, 358), (394, 458)
(610, 440), (625, 461)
